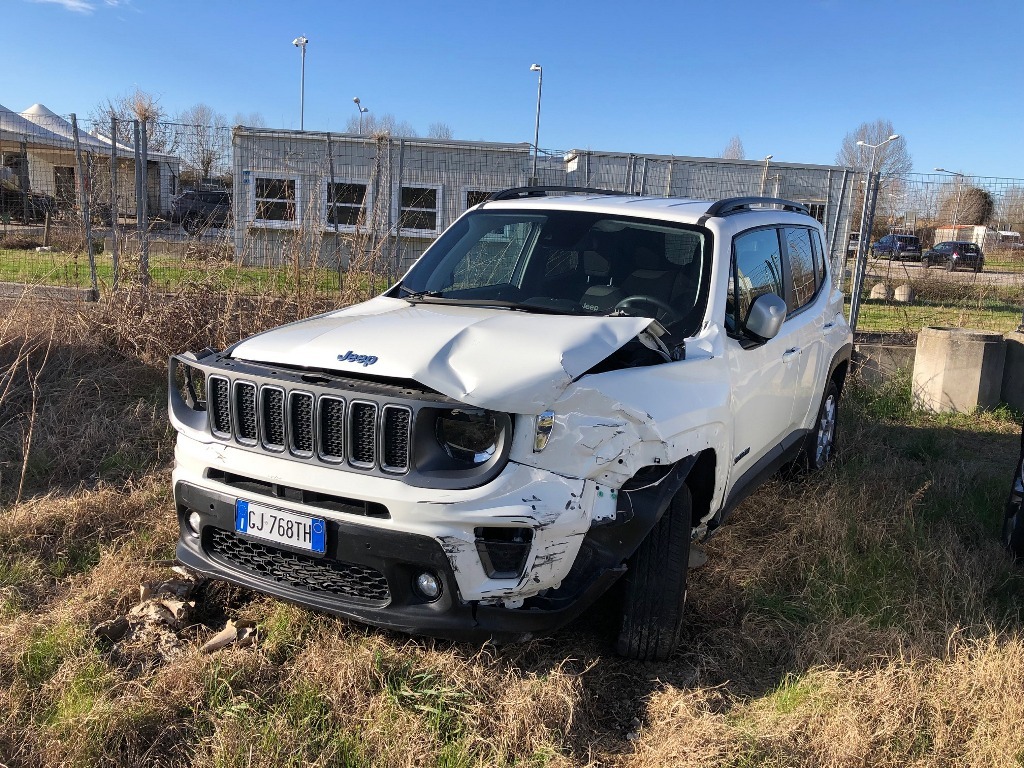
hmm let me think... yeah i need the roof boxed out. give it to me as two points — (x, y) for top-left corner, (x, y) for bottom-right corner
(233, 125), (533, 154)
(1, 103), (179, 162)
(478, 190), (818, 230)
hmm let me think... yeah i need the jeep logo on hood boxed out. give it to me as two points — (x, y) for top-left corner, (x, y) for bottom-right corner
(337, 350), (379, 367)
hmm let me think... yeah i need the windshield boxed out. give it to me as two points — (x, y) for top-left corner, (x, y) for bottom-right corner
(391, 209), (711, 336)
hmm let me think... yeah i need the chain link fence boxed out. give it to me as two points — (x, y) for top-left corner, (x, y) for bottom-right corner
(2, 106), (1022, 337)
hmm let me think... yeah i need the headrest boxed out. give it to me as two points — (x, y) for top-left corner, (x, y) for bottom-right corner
(583, 250), (612, 277)
(633, 246), (661, 271)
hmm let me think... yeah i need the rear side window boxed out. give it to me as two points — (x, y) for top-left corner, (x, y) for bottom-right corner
(783, 227), (817, 312)
(811, 229), (828, 287)
(731, 228), (784, 329)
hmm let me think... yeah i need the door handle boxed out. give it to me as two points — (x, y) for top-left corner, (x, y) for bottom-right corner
(782, 347), (802, 362)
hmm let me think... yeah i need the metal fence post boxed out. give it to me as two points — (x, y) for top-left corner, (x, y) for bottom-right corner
(849, 170), (880, 331)
(138, 120), (150, 287)
(109, 114), (119, 290)
(70, 113), (99, 299)
(828, 169), (850, 268)
(392, 138), (405, 279)
(665, 157), (674, 196)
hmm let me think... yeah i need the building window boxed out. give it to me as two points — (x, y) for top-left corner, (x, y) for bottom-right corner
(325, 181), (367, 228)
(465, 189), (490, 210)
(398, 185), (441, 233)
(254, 177), (296, 223)
(54, 166), (76, 207)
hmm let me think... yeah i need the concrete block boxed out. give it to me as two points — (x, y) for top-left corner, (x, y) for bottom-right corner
(853, 342), (916, 388)
(892, 283), (914, 304)
(869, 282), (892, 300)
(1003, 331), (1024, 412)
(913, 327), (1006, 413)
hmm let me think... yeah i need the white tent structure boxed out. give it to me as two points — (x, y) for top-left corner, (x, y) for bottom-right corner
(0, 103), (181, 216)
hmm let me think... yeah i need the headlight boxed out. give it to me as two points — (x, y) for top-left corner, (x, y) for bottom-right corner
(435, 409), (500, 466)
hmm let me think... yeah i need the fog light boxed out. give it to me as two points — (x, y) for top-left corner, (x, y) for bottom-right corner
(186, 511), (203, 537)
(414, 571), (442, 601)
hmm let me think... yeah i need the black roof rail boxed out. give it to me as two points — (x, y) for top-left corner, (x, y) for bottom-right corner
(486, 185), (625, 202)
(704, 196), (810, 217)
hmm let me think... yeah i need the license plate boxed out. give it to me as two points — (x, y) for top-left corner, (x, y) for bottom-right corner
(234, 500), (326, 554)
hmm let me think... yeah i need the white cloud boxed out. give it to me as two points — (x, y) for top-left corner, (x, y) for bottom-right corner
(31, 0), (97, 12)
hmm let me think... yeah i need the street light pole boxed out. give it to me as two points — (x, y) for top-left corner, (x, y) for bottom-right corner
(759, 155), (773, 196)
(353, 97), (368, 134)
(293, 36), (308, 130)
(530, 63), (543, 185)
(849, 133), (900, 330)
(935, 167), (965, 240)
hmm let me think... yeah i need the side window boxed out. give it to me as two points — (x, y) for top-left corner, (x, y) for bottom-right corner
(811, 229), (828, 287)
(731, 228), (785, 331)
(783, 227), (817, 312)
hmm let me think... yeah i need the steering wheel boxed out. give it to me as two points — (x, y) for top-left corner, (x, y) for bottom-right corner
(614, 295), (682, 325)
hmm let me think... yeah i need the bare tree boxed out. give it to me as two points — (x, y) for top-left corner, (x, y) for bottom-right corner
(998, 187), (1024, 232)
(938, 184), (995, 226)
(89, 87), (177, 153)
(232, 111), (267, 128)
(720, 135), (744, 160)
(835, 119), (912, 179)
(175, 103), (231, 184)
(343, 112), (418, 137)
(427, 122), (454, 140)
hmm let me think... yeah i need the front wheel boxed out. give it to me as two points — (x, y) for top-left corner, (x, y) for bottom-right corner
(616, 485), (692, 661)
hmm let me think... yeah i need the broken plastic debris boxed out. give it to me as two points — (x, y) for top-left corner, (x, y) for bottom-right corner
(200, 619), (257, 653)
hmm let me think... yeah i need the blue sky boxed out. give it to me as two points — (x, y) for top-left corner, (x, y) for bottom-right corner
(7, 0), (1024, 178)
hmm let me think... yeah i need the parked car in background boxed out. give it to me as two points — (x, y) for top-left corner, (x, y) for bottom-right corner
(171, 189), (232, 233)
(921, 241), (984, 272)
(870, 234), (922, 260)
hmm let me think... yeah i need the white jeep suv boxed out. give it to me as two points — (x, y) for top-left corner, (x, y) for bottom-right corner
(169, 187), (853, 660)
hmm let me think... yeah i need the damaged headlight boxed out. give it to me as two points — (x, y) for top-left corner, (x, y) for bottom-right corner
(435, 410), (501, 466)
(173, 360), (207, 411)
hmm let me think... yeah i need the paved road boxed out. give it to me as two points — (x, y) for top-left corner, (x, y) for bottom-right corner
(864, 257), (1023, 287)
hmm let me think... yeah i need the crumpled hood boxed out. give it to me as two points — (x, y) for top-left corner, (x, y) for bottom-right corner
(229, 296), (654, 414)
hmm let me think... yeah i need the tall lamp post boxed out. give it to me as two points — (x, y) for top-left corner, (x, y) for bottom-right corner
(849, 133), (900, 330)
(759, 154), (773, 196)
(529, 63), (543, 185)
(935, 167), (965, 240)
(293, 36), (309, 130)
(353, 97), (368, 133)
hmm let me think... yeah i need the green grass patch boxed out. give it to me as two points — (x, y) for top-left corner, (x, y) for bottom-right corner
(17, 620), (90, 687)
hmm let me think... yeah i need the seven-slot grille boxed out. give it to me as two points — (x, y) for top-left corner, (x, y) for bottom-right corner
(207, 380), (412, 474)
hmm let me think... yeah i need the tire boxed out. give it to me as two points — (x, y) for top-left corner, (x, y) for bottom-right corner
(946, 258), (955, 272)
(792, 378), (841, 474)
(921, 257), (930, 269)
(616, 484), (692, 661)
(974, 262), (982, 273)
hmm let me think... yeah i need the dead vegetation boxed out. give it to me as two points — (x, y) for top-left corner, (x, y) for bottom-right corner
(1, 290), (1023, 767)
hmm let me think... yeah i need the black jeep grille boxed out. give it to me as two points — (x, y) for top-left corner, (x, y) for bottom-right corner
(349, 402), (377, 466)
(210, 377), (231, 435)
(235, 382), (258, 443)
(319, 397), (346, 461)
(289, 392), (314, 455)
(382, 407), (411, 471)
(206, 527), (391, 605)
(261, 388), (285, 449)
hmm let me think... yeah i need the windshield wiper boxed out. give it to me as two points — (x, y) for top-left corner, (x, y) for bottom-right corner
(401, 288), (446, 301)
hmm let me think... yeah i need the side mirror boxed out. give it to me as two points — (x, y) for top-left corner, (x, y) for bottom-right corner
(744, 292), (787, 342)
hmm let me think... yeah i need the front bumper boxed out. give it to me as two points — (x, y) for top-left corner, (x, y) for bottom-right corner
(174, 479), (623, 642)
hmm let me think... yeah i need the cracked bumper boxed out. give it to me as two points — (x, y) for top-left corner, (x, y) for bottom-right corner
(172, 434), (624, 641)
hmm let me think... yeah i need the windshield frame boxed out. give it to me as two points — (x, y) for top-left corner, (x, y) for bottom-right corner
(389, 208), (714, 336)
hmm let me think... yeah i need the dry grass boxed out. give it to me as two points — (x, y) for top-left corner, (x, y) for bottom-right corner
(2, 293), (1023, 767)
